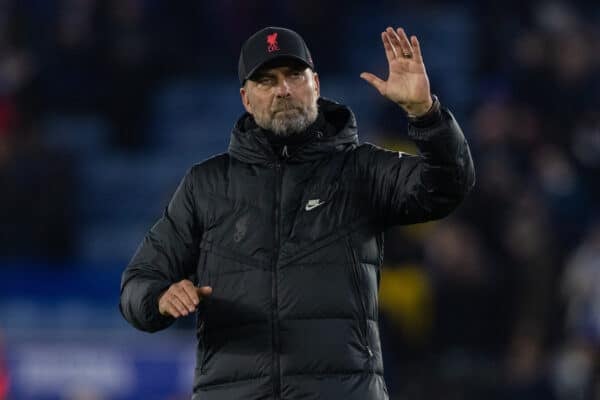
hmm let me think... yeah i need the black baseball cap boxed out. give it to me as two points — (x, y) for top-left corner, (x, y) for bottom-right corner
(238, 27), (314, 85)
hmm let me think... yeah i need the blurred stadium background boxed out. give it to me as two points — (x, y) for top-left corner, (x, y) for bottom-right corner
(1, 1), (599, 399)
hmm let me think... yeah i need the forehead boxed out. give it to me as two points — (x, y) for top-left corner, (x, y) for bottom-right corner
(251, 58), (310, 78)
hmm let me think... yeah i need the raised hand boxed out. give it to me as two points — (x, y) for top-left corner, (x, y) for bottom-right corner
(158, 279), (213, 318)
(361, 27), (433, 117)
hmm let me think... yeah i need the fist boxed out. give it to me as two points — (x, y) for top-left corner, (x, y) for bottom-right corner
(158, 279), (213, 318)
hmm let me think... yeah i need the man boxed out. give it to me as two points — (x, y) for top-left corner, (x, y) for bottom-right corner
(120, 26), (475, 400)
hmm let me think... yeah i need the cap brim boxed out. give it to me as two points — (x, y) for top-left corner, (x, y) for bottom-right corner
(244, 54), (313, 83)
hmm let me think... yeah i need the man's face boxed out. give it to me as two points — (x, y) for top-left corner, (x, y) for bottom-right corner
(240, 60), (320, 136)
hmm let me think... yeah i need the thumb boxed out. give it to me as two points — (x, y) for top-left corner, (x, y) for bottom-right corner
(360, 72), (386, 95)
(196, 286), (213, 298)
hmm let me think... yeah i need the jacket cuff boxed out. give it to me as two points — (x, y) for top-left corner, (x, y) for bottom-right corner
(407, 94), (442, 128)
(144, 281), (175, 328)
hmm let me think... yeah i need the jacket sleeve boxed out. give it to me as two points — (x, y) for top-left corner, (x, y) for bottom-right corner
(358, 96), (475, 228)
(119, 167), (202, 332)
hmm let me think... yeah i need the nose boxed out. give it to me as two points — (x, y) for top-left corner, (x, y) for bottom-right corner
(274, 78), (291, 97)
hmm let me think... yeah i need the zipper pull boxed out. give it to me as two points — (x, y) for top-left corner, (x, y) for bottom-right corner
(281, 145), (289, 158)
(366, 345), (373, 357)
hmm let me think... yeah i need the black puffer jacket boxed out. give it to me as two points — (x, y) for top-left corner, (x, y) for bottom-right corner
(120, 97), (475, 400)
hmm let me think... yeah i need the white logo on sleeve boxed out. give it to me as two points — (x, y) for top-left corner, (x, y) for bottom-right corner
(305, 199), (326, 211)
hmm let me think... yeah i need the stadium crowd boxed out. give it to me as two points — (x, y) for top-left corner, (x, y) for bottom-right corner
(1, 1), (598, 399)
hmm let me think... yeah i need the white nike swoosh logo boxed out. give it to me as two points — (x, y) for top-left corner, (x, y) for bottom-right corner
(305, 201), (326, 211)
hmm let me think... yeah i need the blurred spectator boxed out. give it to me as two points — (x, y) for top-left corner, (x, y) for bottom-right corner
(0, 1), (599, 398)
(571, 109), (600, 201)
(422, 220), (506, 398)
(563, 224), (600, 342)
(532, 145), (590, 247)
(504, 329), (557, 400)
(424, 220), (506, 355)
(0, 109), (77, 261)
(554, 223), (600, 399)
(36, 0), (104, 113)
(98, 0), (156, 150)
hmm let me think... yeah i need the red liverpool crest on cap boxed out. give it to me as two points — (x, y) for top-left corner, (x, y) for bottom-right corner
(267, 32), (280, 53)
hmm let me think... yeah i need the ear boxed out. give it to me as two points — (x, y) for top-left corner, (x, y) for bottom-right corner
(312, 72), (320, 98)
(240, 85), (253, 114)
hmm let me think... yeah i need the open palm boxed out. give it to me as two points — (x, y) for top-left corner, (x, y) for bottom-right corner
(361, 27), (433, 117)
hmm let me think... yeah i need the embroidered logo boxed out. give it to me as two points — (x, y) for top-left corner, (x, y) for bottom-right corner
(267, 32), (280, 53)
(305, 199), (325, 211)
(234, 215), (248, 242)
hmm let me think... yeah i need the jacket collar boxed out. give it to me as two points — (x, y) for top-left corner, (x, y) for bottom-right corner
(228, 97), (359, 165)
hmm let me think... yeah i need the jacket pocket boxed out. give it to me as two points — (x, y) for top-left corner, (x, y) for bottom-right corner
(345, 237), (374, 360)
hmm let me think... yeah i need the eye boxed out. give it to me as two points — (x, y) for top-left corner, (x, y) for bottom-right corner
(257, 77), (273, 85)
(288, 71), (304, 82)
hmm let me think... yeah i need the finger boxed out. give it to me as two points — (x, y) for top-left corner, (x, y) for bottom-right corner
(176, 280), (198, 312)
(386, 27), (405, 57)
(169, 295), (189, 316)
(173, 285), (196, 312)
(410, 35), (424, 63)
(360, 72), (386, 95)
(163, 302), (181, 318)
(394, 27), (413, 57)
(396, 27), (413, 51)
(381, 31), (396, 63)
(181, 281), (200, 306)
(158, 291), (173, 316)
(196, 286), (213, 298)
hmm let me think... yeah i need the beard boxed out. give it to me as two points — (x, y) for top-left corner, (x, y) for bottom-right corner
(253, 97), (319, 137)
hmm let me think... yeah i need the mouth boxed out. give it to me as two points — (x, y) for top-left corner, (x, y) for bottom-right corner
(273, 108), (300, 115)
(272, 100), (300, 112)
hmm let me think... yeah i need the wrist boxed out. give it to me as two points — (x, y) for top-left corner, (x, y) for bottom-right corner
(404, 96), (434, 118)
(407, 94), (442, 128)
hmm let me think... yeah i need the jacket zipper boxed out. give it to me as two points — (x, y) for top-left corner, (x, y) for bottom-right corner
(197, 319), (209, 374)
(272, 160), (282, 399)
(196, 247), (210, 374)
(345, 238), (373, 361)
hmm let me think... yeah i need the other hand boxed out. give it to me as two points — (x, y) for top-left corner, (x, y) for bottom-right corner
(158, 279), (213, 318)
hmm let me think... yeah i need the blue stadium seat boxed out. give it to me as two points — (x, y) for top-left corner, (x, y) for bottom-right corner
(40, 113), (111, 158)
